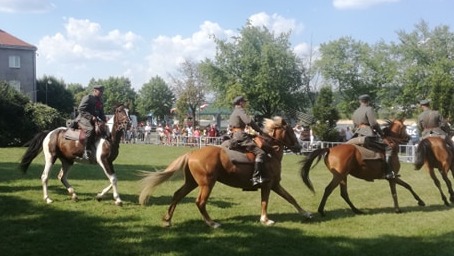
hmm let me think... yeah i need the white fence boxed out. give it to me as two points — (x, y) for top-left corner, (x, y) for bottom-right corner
(299, 141), (416, 163)
(128, 133), (417, 163)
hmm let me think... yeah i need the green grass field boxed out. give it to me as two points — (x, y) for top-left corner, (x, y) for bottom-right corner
(1, 144), (453, 256)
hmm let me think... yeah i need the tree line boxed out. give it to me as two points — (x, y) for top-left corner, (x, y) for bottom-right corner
(1, 20), (453, 146)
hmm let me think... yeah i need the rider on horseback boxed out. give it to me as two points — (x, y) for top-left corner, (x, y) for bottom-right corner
(352, 94), (395, 179)
(229, 96), (268, 188)
(418, 99), (454, 152)
(77, 85), (107, 160)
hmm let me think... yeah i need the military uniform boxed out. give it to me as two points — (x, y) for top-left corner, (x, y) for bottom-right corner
(417, 99), (454, 153)
(418, 100), (446, 139)
(77, 85), (106, 159)
(229, 96), (267, 187)
(352, 96), (383, 137)
(352, 94), (394, 179)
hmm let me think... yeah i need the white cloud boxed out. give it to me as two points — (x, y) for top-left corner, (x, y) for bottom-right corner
(38, 17), (141, 62)
(146, 13), (304, 81)
(333, 0), (400, 10)
(36, 12), (309, 89)
(249, 12), (304, 35)
(0, 0), (55, 13)
(145, 21), (235, 80)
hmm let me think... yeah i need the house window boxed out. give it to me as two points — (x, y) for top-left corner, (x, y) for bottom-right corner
(9, 55), (20, 68)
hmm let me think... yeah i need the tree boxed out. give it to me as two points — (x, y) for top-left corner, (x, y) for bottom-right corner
(36, 76), (74, 115)
(396, 20), (454, 119)
(315, 37), (379, 116)
(136, 76), (175, 122)
(87, 77), (137, 115)
(311, 86), (340, 141)
(170, 60), (208, 125)
(202, 22), (307, 118)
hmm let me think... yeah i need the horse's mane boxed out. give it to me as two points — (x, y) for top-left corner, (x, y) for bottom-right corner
(262, 116), (284, 133)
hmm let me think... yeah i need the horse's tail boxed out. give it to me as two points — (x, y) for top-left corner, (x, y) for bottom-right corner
(414, 138), (432, 170)
(300, 148), (329, 193)
(139, 153), (190, 205)
(19, 131), (50, 173)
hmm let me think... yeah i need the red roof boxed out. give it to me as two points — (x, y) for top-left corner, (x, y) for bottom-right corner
(0, 29), (36, 50)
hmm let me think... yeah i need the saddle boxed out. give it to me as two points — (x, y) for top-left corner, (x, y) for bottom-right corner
(221, 135), (274, 164)
(64, 119), (107, 143)
(346, 136), (384, 160)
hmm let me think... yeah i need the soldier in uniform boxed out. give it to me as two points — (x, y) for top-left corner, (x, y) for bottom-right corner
(77, 85), (107, 159)
(418, 99), (454, 149)
(229, 96), (268, 187)
(352, 94), (395, 179)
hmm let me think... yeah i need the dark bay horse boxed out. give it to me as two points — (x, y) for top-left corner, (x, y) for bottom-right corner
(19, 104), (130, 206)
(414, 136), (454, 205)
(300, 119), (425, 216)
(139, 116), (312, 228)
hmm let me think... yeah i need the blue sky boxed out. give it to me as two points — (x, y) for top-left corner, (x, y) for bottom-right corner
(1, 0), (453, 90)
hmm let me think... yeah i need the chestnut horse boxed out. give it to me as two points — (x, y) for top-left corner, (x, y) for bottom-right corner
(414, 136), (454, 205)
(139, 116), (312, 228)
(300, 119), (425, 216)
(19, 104), (130, 206)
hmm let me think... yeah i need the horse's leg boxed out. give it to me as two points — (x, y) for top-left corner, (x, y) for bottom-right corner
(339, 178), (363, 214)
(271, 184), (312, 219)
(163, 181), (198, 227)
(318, 175), (342, 216)
(195, 183), (220, 228)
(394, 178), (425, 206)
(41, 145), (55, 204)
(387, 179), (402, 213)
(57, 160), (78, 201)
(429, 168), (450, 206)
(439, 169), (454, 203)
(259, 187), (274, 226)
(97, 161), (122, 206)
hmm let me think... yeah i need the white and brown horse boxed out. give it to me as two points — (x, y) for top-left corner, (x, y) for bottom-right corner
(19, 104), (130, 206)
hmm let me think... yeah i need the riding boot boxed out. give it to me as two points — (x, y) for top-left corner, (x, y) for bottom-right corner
(384, 156), (395, 179)
(83, 136), (93, 160)
(251, 161), (269, 188)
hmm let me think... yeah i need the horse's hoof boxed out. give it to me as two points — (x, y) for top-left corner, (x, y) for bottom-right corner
(96, 194), (104, 201)
(115, 200), (123, 207)
(45, 198), (53, 204)
(162, 221), (171, 228)
(211, 222), (222, 228)
(418, 201), (426, 206)
(395, 209), (402, 214)
(303, 212), (313, 220)
(261, 219), (275, 226)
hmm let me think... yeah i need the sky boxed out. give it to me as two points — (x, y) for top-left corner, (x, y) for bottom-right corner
(1, 0), (453, 91)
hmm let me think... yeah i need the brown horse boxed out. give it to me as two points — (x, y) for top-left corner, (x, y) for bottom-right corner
(19, 104), (130, 206)
(300, 119), (425, 216)
(139, 116), (312, 228)
(414, 136), (454, 205)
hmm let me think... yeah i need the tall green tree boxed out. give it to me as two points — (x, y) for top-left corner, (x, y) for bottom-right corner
(315, 37), (378, 116)
(170, 59), (208, 125)
(311, 86), (340, 141)
(202, 22), (306, 118)
(36, 76), (74, 115)
(396, 20), (454, 119)
(87, 77), (137, 114)
(136, 76), (175, 122)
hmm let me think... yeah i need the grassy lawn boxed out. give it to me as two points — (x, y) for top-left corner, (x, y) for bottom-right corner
(1, 144), (453, 256)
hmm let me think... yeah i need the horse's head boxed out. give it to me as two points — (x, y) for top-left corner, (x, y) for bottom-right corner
(383, 119), (410, 144)
(113, 104), (131, 132)
(262, 116), (302, 153)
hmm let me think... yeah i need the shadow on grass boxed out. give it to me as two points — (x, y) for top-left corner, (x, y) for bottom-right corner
(1, 193), (454, 256)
